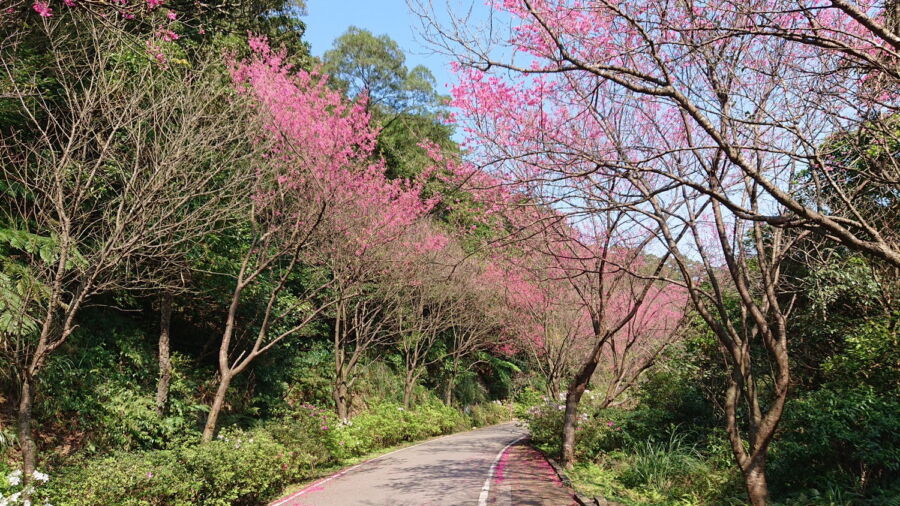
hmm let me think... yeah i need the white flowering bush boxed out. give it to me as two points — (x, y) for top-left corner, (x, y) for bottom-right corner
(0, 468), (51, 506)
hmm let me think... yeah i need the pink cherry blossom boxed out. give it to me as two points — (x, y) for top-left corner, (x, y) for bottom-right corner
(32, 1), (52, 16)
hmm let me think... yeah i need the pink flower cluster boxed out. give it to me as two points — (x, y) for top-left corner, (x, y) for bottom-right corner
(230, 35), (441, 270)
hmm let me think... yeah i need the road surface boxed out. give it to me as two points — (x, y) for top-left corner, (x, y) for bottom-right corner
(270, 422), (574, 505)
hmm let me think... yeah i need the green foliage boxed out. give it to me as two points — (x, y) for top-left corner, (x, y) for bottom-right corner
(451, 368), (490, 406)
(560, 425), (743, 505)
(619, 430), (705, 491)
(252, 341), (336, 417)
(523, 401), (629, 461)
(821, 317), (899, 394)
(325, 400), (468, 460)
(321, 26), (455, 180)
(30, 310), (206, 456)
(770, 386), (900, 495)
(268, 404), (335, 471)
(568, 452), (743, 506)
(39, 427), (307, 505)
(468, 401), (514, 427)
(512, 387), (544, 418)
(323, 26), (440, 115)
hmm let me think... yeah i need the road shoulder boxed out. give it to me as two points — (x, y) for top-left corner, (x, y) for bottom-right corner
(487, 440), (577, 505)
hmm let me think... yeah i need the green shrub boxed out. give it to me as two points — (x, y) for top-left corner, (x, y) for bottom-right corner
(571, 412), (629, 461)
(523, 401), (629, 460)
(522, 402), (564, 457)
(513, 387), (544, 418)
(769, 386), (900, 497)
(619, 430), (705, 491)
(469, 401), (514, 427)
(267, 403), (336, 471)
(35, 312), (208, 455)
(40, 427), (316, 505)
(326, 401), (468, 460)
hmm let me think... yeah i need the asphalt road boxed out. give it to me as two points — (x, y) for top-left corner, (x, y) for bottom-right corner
(271, 422), (530, 506)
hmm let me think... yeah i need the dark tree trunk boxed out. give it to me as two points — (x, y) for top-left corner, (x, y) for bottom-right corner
(155, 293), (173, 416)
(444, 359), (459, 405)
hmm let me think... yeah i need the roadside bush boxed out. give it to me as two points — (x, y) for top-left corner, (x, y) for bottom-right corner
(523, 402), (564, 457)
(619, 431), (705, 491)
(571, 412), (629, 461)
(33, 312), (208, 457)
(512, 387), (544, 418)
(410, 400), (470, 436)
(326, 400), (468, 460)
(266, 403), (337, 472)
(524, 401), (629, 460)
(39, 427), (311, 505)
(469, 400), (514, 427)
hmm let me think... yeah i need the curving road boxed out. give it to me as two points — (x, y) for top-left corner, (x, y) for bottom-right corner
(270, 422), (572, 506)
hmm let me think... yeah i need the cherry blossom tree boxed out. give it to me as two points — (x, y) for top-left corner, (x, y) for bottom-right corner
(383, 224), (458, 408)
(427, 148), (689, 468)
(414, 0), (900, 267)
(519, 216), (689, 468)
(440, 259), (505, 405)
(228, 36), (441, 423)
(483, 258), (590, 400)
(310, 167), (438, 419)
(199, 35), (416, 440)
(412, 1), (897, 501)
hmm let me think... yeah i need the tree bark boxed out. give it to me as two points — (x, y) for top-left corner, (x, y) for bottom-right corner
(444, 358), (459, 405)
(743, 459), (769, 506)
(334, 379), (350, 421)
(547, 376), (560, 402)
(403, 372), (415, 408)
(202, 371), (231, 442)
(561, 337), (606, 468)
(560, 377), (587, 468)
(17, 377), (36, 486)
(155, 293), (173, 416)
(443, 372), (456, 405)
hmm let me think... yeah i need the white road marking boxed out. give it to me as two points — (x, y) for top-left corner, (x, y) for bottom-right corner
(477, 435), (526, 506)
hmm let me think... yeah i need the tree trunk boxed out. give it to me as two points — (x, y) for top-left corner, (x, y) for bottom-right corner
(17, 377), (36, 486)
(333, 301), (351, 421)
(561, 382), (586, 468)
(402, 373), (415, 408)
(444, 360), (458, 405)
(202, 371), (232, 442)
(155, 293), (173, 416)
(334, 380), (350, 421)
(547, 379), (559, 403)
(743, 459), (769, 506)
(561, 338), (606, 468)
(443, 374), (455, 405)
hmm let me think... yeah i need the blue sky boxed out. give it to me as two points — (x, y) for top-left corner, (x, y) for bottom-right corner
(302, 1), (458, 97)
